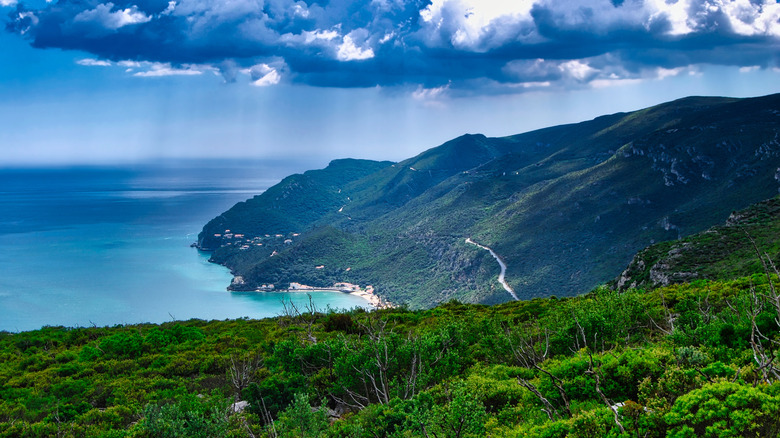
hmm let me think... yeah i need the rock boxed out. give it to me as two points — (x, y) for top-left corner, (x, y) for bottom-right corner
(232, 400), (249, 413)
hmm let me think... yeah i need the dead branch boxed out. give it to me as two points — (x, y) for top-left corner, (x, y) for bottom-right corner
(506, 323), (550, 369)
(748, 286), (780, 384)
(532, 364), (572, 418)
(584, 349), (625, 434)
(229, 353), (261, 401)
(518, 377), (560, 421)
(743, 228), (780, 327)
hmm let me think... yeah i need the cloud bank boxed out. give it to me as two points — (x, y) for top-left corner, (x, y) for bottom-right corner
(5, 0), (780, 93)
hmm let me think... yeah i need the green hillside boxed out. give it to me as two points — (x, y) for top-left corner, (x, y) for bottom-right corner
(200, 93), (780, 308)
(197, 159), (393, 251)
(616, 196), (780, 290)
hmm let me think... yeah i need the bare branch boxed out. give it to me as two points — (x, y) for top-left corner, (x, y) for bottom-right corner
(505, 323), (550, 369)
(584, 349), (625, 434)
(229, 353), (261, 401)
(747, 285), (780, 384)
(518, 377), (560, 421)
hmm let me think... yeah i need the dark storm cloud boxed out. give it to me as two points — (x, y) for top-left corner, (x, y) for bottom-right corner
(5, 0), (780, 92)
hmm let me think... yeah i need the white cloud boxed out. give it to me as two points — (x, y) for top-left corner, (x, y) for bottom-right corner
(278, 28), (338, 49)
(74, 3), (151, 30)
(289, 28), (376, 62)
(559, 60), (597, 82)
(644, 0), (780, 37)
(418, 0), (780, 53)
(171, 0), (264, 35)
(419, 0), (538, 50)
(719, 0), (780, 36)
(591, 64), (695, 88)
(739, 65), (760, 73)
(249, 64), (281, 86)
(371, 0), (406, 12)
(656, 67), (685, 80)
(419, 1), (438, 23)
(506, 80), (552, 89)
(76, 58), (112, 66)
(645, 0), (694, 35)
(161, 1), (176, 15)
(109, 6), (151, 27)
(10, 0), (780, 92)
(292, 3), (309, 18)
(518, 81), (551, 88)
(13, 11), (38, 34)
(337, 35), (375, 61)
(503, 58), (558, 80)
(412, 83), (450, 101)
(590, 77), (643, 88)
(133, 63), (203, 77)
(379, 32), (395, 44)
(252, 70), (281, 86)
(118, 60), (142, 68)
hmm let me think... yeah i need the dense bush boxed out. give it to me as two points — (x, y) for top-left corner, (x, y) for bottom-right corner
(1, 275), (780, 436)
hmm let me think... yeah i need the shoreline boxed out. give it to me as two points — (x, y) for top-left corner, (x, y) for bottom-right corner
(233, 280), (390, 308)
(195, 243), (392, 309)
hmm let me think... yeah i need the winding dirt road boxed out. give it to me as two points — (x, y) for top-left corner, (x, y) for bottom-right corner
(465, 238), (519, 301)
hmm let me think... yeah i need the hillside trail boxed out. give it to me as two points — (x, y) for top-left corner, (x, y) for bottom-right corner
(465, 238), (519, 301)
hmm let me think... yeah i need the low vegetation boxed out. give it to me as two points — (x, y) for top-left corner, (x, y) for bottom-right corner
(3, 264), (780, 436)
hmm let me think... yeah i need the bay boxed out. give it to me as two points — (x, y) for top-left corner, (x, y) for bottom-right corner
(0, 162), (370, 332)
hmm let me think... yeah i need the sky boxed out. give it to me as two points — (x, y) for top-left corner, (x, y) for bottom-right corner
(2, 0), (780, 167)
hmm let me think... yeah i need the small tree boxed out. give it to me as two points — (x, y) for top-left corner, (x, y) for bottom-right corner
(274, 393), (328, 438)
(410, 382), (487, 438)
(665, 381), (780, 438)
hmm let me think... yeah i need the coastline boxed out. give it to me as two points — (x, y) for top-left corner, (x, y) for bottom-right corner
(233, 279), (390, 308)
(195, 243), (392, 309)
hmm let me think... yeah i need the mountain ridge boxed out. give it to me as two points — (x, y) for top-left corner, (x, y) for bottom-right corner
(199, 93), (780, 307)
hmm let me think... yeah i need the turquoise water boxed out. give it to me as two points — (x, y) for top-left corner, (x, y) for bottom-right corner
(0, 164), (369, 332)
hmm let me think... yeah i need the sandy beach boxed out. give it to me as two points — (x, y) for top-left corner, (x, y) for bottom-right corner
(345, 286), (385, 308)
(250, 281), (390, 308)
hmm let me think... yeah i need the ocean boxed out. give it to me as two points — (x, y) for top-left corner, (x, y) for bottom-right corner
(0, 162), (370, 332)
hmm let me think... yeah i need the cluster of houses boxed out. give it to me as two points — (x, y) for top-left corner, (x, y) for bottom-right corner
(288, 282), (362, 293)
(255, 282), (363, 293)
(211, 229), (301, 251)
(212, 230), (381, 300)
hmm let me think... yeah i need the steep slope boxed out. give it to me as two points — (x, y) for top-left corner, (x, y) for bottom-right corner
(197, 158), (393, 250)
(201, 93), (780, 307)
(616, 196), (780, 290)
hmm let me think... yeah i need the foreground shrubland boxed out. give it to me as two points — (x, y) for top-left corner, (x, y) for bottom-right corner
(2, 272), (780, 437)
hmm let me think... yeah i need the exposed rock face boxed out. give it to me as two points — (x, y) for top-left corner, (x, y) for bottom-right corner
(617, 243), (699, 290)
(646, 244), (699, 288)
(615, 197), (780, 291)
(230, 276), (246, 288)
(616, 259), (643, 290)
